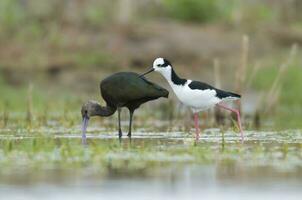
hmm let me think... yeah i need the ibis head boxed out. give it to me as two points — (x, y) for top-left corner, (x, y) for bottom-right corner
(81, 100), (116, 143)
(81, 100), (99, 119)
(81, 100), (116, 119)
(81, 100), (98, 143)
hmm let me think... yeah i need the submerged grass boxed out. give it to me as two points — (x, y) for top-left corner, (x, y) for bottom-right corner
(0, 125), (302, 184)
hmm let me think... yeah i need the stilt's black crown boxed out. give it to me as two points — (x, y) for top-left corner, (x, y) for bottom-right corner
(156, 58), (172, 68)
(162, 58), (172, 67)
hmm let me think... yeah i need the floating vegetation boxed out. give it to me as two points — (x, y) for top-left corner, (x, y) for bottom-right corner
(0, 124), (302, 186)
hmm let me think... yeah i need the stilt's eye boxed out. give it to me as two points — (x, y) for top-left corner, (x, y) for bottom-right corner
(157, 64), (160, 67)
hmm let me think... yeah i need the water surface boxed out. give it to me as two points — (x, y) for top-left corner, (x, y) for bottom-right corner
(0, 128), (301, 200)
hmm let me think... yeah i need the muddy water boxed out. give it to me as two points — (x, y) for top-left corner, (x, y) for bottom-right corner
(0, 128), (302, 200)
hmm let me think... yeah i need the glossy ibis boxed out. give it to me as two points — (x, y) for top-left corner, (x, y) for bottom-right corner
(140, 58), (243, 142)
(81, 72), (169, 142)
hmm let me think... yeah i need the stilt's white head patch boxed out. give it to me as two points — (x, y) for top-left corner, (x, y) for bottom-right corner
(153, 57), (172, 78)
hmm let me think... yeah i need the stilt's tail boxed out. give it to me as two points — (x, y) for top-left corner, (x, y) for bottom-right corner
(227, 92), (241, 98)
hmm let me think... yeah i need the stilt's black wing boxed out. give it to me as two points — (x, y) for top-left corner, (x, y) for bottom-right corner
(188, 81), (240, 99)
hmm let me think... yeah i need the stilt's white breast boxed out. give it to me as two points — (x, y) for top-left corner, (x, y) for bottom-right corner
(170, 80), (221, 112)
(156, 66), (222, 112)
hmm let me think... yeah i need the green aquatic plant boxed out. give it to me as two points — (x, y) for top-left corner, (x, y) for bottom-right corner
(0, 129), (302, 183)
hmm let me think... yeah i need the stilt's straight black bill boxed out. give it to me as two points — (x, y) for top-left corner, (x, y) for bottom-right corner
(139, 68), (154, 77)
(82, 116), (89, 145)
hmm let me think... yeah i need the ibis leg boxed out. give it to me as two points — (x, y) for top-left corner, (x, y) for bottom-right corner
(127, 109), (134, 138)
(194, 113), (200, 141)
(217, 103), (244, 142)
(118, 107), (122, 138)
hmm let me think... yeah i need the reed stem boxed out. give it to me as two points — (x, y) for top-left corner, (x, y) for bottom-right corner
(3, 101), (9, 127)
(213, 58), (225, 126)
(235, 35), (249, 94)
(235, 35), (249, 116)
(264, 44), (297, 113)
(26, 83), (33, 126)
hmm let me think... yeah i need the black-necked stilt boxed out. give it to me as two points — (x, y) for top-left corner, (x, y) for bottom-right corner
(140, 58), (244, 142)
(81, 72), (169, 143)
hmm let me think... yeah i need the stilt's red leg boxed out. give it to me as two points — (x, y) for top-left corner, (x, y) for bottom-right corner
(194, 113), (200, 141)
(217, 103), (244, 142)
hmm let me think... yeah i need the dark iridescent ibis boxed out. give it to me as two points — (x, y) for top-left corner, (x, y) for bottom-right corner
(81, 72), (169, 143)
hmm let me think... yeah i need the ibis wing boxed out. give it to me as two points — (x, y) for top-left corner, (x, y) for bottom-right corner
(140, 76), (168, 95)
(100, 73), (168, 106)
(117, 77), (168, 101)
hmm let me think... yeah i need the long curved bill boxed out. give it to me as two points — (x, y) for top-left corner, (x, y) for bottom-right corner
(139, 67), (154, 77)
(82, 115), (89, 145)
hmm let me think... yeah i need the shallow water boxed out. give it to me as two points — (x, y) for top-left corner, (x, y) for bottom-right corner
(0, 127), (302, 200)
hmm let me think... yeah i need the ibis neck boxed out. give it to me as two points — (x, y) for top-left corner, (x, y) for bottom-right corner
(94, 104), (117, 117)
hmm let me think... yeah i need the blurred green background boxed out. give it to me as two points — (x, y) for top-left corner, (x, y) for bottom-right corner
(0, 0), (302, 129)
